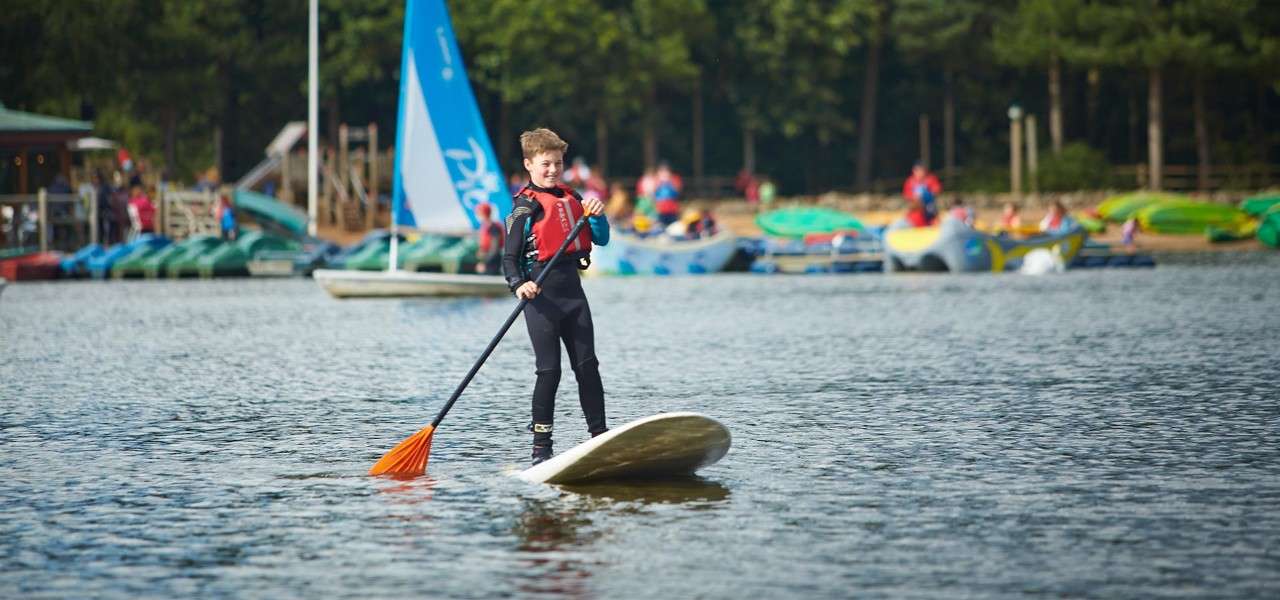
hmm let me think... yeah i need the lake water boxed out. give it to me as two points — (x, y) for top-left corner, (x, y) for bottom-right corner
(3, 257), (1279, 598)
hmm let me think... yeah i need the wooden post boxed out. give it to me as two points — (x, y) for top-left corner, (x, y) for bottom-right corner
(38, 187), (48, 252)
(918, 114), (930, 168)
(160, 187), (169, 237)
(1010, 117), (1023, 199)
(367, 124), (378, 229)
(339, 123), (350, 202)
(323, 148), (334, 226)
(89, 187), (99, 246)
(1025, 115), (1038, 194)
(280, 149), (292, 204)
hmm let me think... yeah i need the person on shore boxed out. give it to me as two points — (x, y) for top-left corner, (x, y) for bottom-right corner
(902, 161), (941, 226)
(1039, 200), (1075, 234)
(947, 197), (974, 227)
(127, 185), (157, 237)
(90, 171), (117, 245)
(653, 162), (683, 227)
(736, 169), (760, 206)
(605, 181), (633, 229)
(214, 193), (237, 241)
(502, 128), (611, 466)
(1121, 217), (1139, 252)
(999, 202), (1022, 234)
(758, 178), (777, 207)
(474, 201), (503, 274)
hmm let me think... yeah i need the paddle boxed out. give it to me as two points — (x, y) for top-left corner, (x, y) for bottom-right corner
(369, 215), (591, 477)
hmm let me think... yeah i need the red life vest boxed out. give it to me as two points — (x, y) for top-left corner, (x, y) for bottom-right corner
(523, 184), (592, 261)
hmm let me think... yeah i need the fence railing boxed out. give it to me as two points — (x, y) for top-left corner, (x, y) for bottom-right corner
(0, 190), (98, 253)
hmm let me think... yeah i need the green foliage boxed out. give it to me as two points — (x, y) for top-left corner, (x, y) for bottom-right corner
(1035, 142), (1113, 191)
(0, 0), (1275, 192)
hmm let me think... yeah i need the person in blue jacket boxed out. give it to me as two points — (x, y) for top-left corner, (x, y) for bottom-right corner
(502, 128), (610, 465)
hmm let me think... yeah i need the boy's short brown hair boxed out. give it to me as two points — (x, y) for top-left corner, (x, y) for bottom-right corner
(520, 128), (568, 159)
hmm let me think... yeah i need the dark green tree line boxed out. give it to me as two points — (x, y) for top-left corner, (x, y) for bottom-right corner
(2, 0), (1277, 194)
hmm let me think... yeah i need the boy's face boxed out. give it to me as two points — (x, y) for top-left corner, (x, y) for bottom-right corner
(523, 150), (563, 188)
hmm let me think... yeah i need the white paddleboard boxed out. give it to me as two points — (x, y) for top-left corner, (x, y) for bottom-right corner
(517, 412), (731, 485)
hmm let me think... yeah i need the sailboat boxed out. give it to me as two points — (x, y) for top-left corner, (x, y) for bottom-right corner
(314, 0), (511, 298)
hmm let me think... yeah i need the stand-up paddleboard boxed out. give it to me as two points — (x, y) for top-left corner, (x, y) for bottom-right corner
(518, 412), (731, 485)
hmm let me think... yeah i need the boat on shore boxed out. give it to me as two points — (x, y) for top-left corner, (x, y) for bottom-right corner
(884, 219), (1087, 273)
(589, 229), (738, 275)
(0, 249), (62, 281)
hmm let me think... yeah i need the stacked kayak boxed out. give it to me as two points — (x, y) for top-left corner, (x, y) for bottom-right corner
(1097, 192), (1186, 222)
(195, 231), (302, 278)
(1136, 201), (1253, 236)
(60, 244), (106, 277)
(1260, 212), (1280, 248)
(0, 247), (62, 281)
(1240, 194), (1280, 217)
(402, 234), (475, 273)
(162, 235), (227, 277)
(755, 207), (865, 238)
(92, 235), (170, 279)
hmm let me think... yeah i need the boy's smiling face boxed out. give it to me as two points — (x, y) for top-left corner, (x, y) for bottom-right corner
(524, 150), (564, 188)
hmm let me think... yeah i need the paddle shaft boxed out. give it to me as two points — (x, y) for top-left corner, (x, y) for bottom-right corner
(428, 216), (590, 428)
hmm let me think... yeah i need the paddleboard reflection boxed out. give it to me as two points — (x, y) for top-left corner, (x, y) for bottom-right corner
(557, 477), (730, 504)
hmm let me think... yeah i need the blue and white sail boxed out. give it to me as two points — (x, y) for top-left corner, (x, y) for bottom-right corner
(392, 0), (508, 232)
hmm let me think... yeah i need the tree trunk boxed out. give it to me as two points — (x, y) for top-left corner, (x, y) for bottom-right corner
(643, 85), (658, 170)
(326, 96), (340, 153)
(595, 112), (608, 178)
(855, 6), (885, 191)
(222, 64), (241, 180)
(742, 125), (755, 175)
(498, 99), (511, 173)
(1257, 81), (1269, 165)
(1193, 74), (1211, 192)
(1086, 67), (1100, 146)
(1048, 54), (1063, 155)
(944, 68), (956, 184)
(1128, 86), (1139, 165)
(213, 126), (223, 182)
(164, 108), (178, 178)
(1147, 67), (1163, 190)
(692, 77), (704, 179)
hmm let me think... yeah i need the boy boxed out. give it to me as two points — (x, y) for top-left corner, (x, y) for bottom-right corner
(502, 128), (610, 465)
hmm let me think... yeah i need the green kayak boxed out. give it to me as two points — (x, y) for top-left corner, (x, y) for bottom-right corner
(1240, 194), (1280, 217)
(1258, 211), (1280, 249)
(1097, 192), (1187, 222)
(755, 207), (864, 239)
(1136, 201), (1254, 236)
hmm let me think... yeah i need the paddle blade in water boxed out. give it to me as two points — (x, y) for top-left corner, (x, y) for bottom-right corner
(369, 425), (435, 476)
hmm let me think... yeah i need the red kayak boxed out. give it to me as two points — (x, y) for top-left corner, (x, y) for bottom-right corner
(0, 251), (62, 281)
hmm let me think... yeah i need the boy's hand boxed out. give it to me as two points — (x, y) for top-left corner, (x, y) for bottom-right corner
(582, 197), (604, 216)
(516, 281), (540, 299)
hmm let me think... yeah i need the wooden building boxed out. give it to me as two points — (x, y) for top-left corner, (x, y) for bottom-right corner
(0, 103), (93, 194)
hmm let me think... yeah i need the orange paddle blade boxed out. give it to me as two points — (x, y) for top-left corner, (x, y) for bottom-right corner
(369, 425), (435, 476)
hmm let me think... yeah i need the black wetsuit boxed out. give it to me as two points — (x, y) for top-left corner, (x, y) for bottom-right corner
(502, 184), (607, 449)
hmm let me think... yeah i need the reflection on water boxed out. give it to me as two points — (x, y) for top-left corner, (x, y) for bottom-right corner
(514, 496), (604, 599)
(3, 262), (1279, 599)
(559, 477), (731, 505)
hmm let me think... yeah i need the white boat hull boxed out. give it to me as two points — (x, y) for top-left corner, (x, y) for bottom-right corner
(313, 269), (509, 298)
(589, 230), (738, 276)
